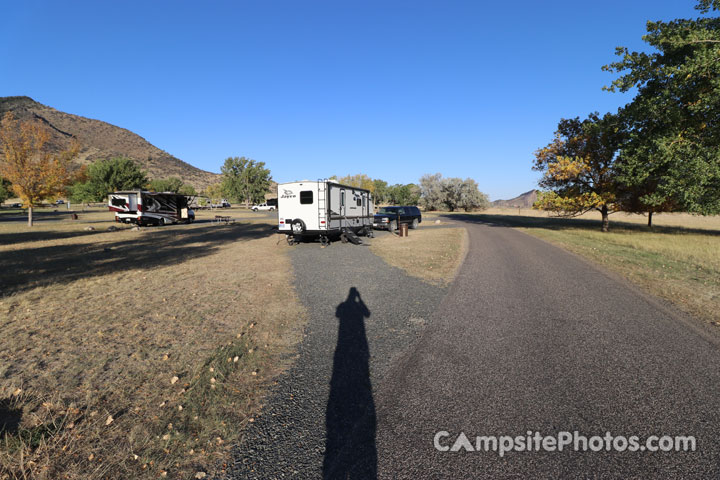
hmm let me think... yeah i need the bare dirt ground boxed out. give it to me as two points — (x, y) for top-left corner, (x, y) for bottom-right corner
(369, 227), (468, 285)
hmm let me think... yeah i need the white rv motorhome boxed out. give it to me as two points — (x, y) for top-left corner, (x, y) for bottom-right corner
(277, 180), (374, 244)
(109, 190), (195, 226)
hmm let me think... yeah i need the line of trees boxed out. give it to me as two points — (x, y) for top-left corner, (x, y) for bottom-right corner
(334, 174), (423, 206)
(534, 0), (720, 231)
(334, 172), (489, 211)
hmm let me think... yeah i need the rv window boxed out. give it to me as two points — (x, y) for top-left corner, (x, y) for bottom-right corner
(300, 191), (313, 204)
(356, 198), (361, 207)
(341, 191), (345, 207)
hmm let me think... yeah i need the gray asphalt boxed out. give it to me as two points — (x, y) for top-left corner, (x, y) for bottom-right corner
(227, 221), (720, 479)
(227, 231), (447, 479)
(371, 219), (720, 478)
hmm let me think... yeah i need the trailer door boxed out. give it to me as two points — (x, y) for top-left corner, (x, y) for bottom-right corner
(340, 189), (346, 228)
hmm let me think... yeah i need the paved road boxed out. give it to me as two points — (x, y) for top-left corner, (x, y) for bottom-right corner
(369, 219), (720, 478)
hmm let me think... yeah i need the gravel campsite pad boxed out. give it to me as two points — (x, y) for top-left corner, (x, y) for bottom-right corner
(227, 237), (447, 478)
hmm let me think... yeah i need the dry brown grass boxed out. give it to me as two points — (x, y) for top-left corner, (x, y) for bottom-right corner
(0, 207), (304, 479)
(370, 227), (468, 285)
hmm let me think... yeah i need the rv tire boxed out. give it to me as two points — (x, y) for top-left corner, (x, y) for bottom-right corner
(291, 219), (305, 234)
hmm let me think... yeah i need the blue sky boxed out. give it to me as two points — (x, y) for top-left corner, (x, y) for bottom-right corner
(0, 1), (702, 200)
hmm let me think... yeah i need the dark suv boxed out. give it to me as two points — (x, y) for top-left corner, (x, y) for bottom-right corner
(373, 206), (422, 232)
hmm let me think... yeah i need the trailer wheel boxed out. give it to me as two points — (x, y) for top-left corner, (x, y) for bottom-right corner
(291, 219), (305, 235)
(340, 233), (348, 243)
(286, 235), (296, 246)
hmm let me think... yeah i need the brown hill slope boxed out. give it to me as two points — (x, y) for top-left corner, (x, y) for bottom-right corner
(0, 96), (219, 190)
(492, 189), (539, 208)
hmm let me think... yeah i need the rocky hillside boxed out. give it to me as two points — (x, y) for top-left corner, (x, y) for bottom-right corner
(492, 189), (539, 208)
(0, 96), (219, 190)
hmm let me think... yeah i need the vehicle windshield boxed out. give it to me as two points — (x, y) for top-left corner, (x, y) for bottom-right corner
(377, 207), (398, 214)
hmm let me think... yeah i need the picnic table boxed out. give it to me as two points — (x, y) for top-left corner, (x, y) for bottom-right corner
(214, 215), (235, 224)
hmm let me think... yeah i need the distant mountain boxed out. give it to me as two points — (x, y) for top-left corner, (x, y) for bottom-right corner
(0, 96), (220, 190)
(492, 189), (539, 208)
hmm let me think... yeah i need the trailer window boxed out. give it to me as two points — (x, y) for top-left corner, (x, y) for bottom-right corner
(356, 198), (361, 207)
(341, 191), (345, 207)
(300, 191), (313, 204)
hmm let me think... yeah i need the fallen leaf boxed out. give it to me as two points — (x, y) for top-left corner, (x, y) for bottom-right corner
(105, 415), (114, 426)
(195, 472), (207, 479)
(170, 376), (179, 384)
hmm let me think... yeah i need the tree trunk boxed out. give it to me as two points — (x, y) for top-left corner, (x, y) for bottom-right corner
(601, 205), (609, 232)
(648, 211), (653, 228)
(28, 206), (33, 227)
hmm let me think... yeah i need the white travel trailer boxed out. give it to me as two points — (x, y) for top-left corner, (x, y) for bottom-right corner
(277, 180), (374, 245)
(108, 190), (195, 226)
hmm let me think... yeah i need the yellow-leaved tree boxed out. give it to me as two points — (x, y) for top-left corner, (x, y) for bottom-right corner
(533, 112), (625, 232)
(336, 174), (376, 193)
(0, 112), (79, 226)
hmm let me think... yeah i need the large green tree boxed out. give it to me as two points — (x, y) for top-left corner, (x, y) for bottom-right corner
(70, 157), (148, 203)
(533, 113), (625, 232)
(387, 183), (421, 206)
(372, 179), (389, 205)
(220, 156), (272, 208)
(148, 177), (196, 195)
(603, 0), (720, 216)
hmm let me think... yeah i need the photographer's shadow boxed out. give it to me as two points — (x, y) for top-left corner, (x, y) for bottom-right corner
(323, 287), (377, 479)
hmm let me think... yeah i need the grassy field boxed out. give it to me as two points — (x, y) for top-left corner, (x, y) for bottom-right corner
(459, 208), (720, 326)
(370, 227), (468, 285)
(0, 207), (305, 479)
